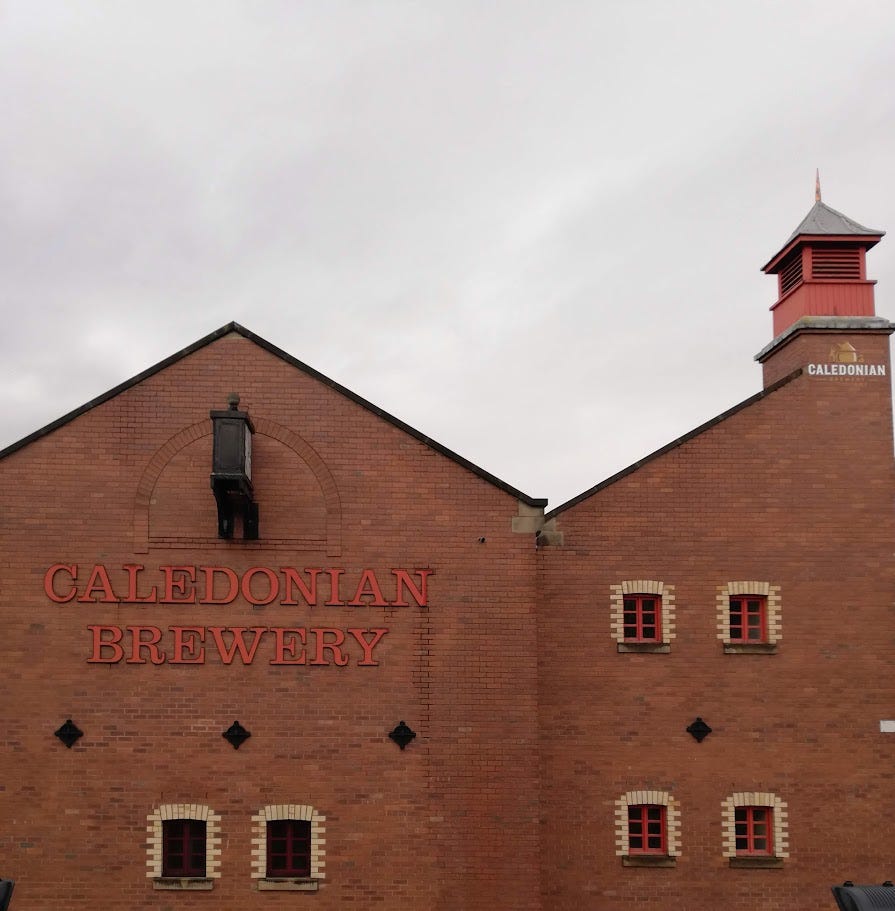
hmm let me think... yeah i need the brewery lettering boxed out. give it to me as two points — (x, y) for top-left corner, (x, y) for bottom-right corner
(43, 563), (432, 667)
(87, 624), (388, 666)
(45, 564), (431, 607)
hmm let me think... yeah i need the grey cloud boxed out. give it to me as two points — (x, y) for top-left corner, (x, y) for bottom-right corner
(2, 1), (895, 506)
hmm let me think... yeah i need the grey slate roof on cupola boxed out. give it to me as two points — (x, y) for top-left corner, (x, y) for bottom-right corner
(787, 200), (884, 241)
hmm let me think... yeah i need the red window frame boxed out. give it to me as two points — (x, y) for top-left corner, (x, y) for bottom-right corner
(162, 819), (206, 878)
(266, 819), (312, 878)
(622, 595), (662, 642)
(728, 595), (767, 643)
(734, 806), (773, 855)
(627, 804), (666, 855)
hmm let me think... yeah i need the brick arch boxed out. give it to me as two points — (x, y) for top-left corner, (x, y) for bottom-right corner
(251, 416), (341, 556)
(133, 418), (341, 555)
(614, 789), (681, 858)
(609, 580), (677, 646)
(145, 802), (222, 880)
(721, 791), (790, 859)
(715, 581), (782, 644)
(251, 803), (326, 882)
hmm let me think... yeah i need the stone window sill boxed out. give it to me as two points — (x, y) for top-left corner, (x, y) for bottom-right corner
(729, 856), (784, 869)
(257, 878), (320, 891)
(617, 642), (670, 654)
(153, 878), (214, 890)
(622, 854), (676, 867)
(724, 643), (777, 655)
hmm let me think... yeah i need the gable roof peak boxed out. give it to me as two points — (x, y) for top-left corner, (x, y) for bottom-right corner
(0, 321), (546, 508)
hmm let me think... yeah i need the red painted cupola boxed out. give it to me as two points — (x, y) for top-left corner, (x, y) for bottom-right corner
(762, 182), (884, 337)
(755, 179), (892, 388)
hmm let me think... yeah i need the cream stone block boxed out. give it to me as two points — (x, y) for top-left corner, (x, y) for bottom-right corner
(620, 580), (663, 595)
(512, 500), (546, 534)
(255, 804), (326, 881)
(147, 803), (219, 878)
(612, 582), (675, 644)
(722, 792), (788, 858)
(616, 790), (679, 857)
(718, 583), (781, 643)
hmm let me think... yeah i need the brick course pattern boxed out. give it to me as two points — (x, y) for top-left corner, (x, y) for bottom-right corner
(0, 332), (540, 910)
(0, 314), (893, 911)
(538, 329), (895, 911)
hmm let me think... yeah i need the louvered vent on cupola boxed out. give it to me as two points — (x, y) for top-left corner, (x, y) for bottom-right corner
(779, 253), (803, 296)
(761, 194), (883, 338)
(811, 245), (862, 280)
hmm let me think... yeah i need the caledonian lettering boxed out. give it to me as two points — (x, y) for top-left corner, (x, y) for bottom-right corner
(44, 564), (433, 667)
(807, 363), (886, 376)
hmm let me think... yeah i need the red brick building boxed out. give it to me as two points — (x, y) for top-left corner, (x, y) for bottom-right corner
(1, 196), (892, 910)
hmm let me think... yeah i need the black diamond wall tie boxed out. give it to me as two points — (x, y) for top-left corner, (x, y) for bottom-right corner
(389, 720), (416, 750)
(55, 719), (83, 749)
(222, 720), (251, 749)
(686, 717), (712, 742)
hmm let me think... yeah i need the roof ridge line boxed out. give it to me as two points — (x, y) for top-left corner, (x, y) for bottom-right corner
(545, 368), (803, 519)
(0, 322), (547, 508)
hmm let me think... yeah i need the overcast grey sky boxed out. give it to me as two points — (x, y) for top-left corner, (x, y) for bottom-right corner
(3, 1), (894, 507)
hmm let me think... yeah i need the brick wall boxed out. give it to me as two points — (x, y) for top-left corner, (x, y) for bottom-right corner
(0, 333), (540, 910)
(538, 333), (895, 911)
(1, 323), (893, 911)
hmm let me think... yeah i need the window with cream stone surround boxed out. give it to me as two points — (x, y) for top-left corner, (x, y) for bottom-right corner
(610, 581), (676, 652)
(252, 804), (326, 891)
(716, 582), (781, 652)
(722, 792), (789, 867)
(615, 790), (680, 866)
(146, 803), (221, 889)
